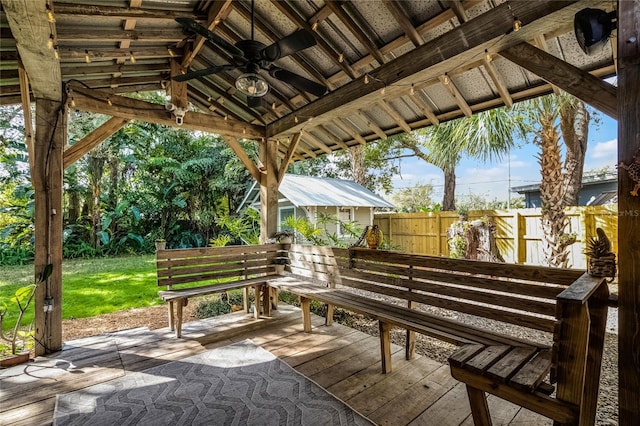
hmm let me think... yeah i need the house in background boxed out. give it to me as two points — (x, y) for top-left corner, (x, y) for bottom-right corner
(238, 174), (394, 238)
(511, 174), (617, 208)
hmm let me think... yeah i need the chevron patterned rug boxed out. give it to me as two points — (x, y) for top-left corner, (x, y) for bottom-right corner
(54, 339), (374, 426)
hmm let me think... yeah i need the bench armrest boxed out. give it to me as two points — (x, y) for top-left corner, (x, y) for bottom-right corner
(556, 272), (608, 304)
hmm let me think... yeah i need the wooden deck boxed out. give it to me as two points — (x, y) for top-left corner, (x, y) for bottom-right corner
(0, 305), (549, 426)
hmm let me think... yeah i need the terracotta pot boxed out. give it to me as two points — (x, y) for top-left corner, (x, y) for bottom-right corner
(278, 236), (293, 244)
(155, 241), (166, 251)
(0, 352), (30, 368)
(273, 264), (285, 274)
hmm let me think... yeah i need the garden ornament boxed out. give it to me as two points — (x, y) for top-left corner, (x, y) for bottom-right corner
(619, 147), (640, 196)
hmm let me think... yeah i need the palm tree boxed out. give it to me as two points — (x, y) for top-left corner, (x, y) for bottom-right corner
(518, 93), (581, 268)
(395, 107), (520, 211)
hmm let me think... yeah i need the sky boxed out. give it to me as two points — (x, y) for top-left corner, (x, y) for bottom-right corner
(388, 112), (618, 205)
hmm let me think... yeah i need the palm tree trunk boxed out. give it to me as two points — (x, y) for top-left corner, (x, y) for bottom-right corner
(560, 99), (589, 206)
(442, 168), (456, 211)
(537, 109), (575, 268)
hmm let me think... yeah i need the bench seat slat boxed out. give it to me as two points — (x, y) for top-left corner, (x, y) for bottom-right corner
(156, 244), (278, 259)
(465, 345), (512, 373)
(158, 252), (278, 269)
(509, 349), (552, 392)
(158, 266), (273, 286)
(157, 257), (276, 278)
(486, 346), (538, 382)
(158, 277), (268, 301)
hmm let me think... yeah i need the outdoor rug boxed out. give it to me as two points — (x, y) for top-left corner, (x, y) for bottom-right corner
(54, 339), (374, 426)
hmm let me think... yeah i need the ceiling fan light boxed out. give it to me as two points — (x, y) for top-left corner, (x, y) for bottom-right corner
(236, 72), (269, 97)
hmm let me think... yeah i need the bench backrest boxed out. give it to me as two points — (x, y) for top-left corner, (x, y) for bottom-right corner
(286, 244), (584, 339)
(156, 244), (283, 289)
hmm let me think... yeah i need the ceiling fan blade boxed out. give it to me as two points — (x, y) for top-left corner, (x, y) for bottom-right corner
(175, 17), (244, 59)
(171, 64), (235, 82)
(261, 29), (317, 62)
(247, 96), (263, 108)
(269, 67), (328, 97)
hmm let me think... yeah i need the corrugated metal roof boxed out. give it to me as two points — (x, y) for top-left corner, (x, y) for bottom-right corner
(279, 174), (395, 208)
(238, 174), (394, 210)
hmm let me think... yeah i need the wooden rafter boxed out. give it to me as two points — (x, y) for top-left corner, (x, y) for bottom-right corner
(188, 86), (252, 123)
(222, 136), (262, 183)
(55, 28), (184, 43)
(316, 125), (349, 150)
(63, 117), (129, 168)
(69, 84), (265, 138)
(300, 130), (332, 155)
(182, 0), (233, 69)
(500, 42), (617, 119)
(382, 0), (423, 47)
(278, 132), (301, 184)
(379, 100), (411, 133)
(482, 56), (513, 108)
(334, 118), (366, 144)
(357, 110), (387, 140)
(269, 0), (358, 79)
(448, 0), (469, 24)
(407, 90), (439, 126)
(533, 34), (561, 94)
(116, 0), (142, 67)
(61, 63), (171, 77)
(326, 1), (386, 65)
(440, 74), (473, 117)
(59, 47), (175, 62)
(267, 0), (579, 137)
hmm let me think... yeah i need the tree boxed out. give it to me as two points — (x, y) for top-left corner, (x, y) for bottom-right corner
(391, 184), (435, 212)
(519, 94), (578, 268)
(392, 107), (520, 211)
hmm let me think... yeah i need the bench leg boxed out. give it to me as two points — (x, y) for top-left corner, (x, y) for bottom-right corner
(167, 301), (175, 332)
(270, 287), (278, 310)
(261, 285), (271, 317)
(253, 285), (261, 319)
(325, 303), (334, 326)
(300, 297), (312, 332)
(243, 287), (250, 313)
(406, 330), (416, 360)
(379, 321), (392, 374)
(466, 385), (493, 426)
(175, 299), (185, 338)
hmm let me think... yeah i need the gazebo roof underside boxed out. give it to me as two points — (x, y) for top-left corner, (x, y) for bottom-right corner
(0, 0), (617, 162)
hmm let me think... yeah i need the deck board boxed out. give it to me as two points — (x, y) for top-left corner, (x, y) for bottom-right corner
(0, 304), (548, 426)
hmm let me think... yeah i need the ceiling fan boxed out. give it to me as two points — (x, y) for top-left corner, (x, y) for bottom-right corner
(173, 0), (327, 107)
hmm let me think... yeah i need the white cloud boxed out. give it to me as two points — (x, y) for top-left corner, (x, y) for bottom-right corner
(591, 139), (617, 160)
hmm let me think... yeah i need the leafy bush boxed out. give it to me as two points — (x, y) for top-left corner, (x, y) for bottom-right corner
(194, 291), (248, 319)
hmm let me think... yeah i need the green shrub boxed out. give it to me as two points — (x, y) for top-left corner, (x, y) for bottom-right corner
(194, 291), (248, 319)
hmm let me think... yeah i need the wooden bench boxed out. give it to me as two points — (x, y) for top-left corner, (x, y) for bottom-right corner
(267, 245), (609, 424)
(156, 244), (285, 337)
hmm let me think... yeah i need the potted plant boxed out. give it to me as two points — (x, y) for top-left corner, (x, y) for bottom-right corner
(272, 257), (290, 274)
(272, 231), (294, 244)
(584, 228), (616, 278)
(0, 264), (52, 367)
(155, 238), (166, 251)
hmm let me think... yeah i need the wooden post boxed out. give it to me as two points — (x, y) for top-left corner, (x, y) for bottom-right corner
(617, 1), (640, 423)
(260, 139), (278, 243)
(33, 98), (66, 355)
(379, 321), (392, 373)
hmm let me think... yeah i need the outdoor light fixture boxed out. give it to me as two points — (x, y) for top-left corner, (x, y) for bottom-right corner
(574, 8), (617, 55)
(235, 62), (269, 97)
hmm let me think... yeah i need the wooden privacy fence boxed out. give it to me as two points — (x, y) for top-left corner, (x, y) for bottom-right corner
(374, 205), (619, 268)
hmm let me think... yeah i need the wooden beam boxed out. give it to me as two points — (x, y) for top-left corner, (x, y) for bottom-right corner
(267, 0), (580, 137)
(182, 0), (233, 68)
(59, 47), (175, 62)
(32, 98), (65, 355)
(334, 119), (366, 144)
(382, 0), (423, 47)
(482, 57), (513, 108)
(61, 63), (171, 77)
(278, 132), (301, 184)
(617, 2), (640, 424)
(63, 117), (129, 168)
(17, 61), (34, 175)
(326, 1), (386, 64)
(55, 28), (184, 42)
(533, 34), (561, 94)
(260, 139), (279, 242)
(448, 0), (469, 24)
(316, 125), (349, 150)
(69, 84), (265, 138)
(53, 2), (205, 20)
(300, 130), (332, 155)
(3, 0), (62, 101)
(222, 136), (262, 183)
(499, 42), (617, 119)
(169, 59), (188, 109)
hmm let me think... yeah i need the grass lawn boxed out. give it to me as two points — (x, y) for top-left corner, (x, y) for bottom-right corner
(0, 255), (160, 330)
